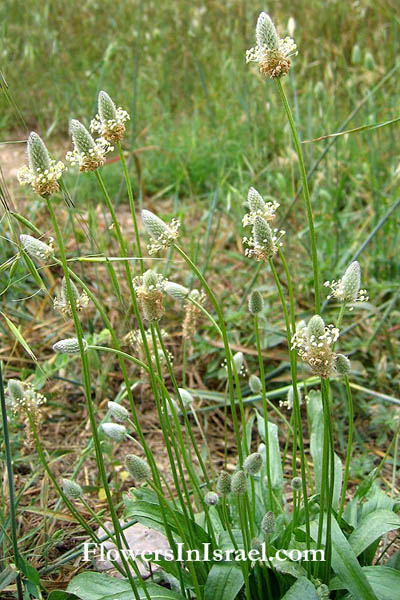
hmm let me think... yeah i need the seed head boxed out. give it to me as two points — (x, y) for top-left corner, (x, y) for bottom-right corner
(248, 290), (264, 314)
(66, 119), (112, 171)
(141, 209), (180, 255)
(291, 317), (339, 379)
(54, 277), (89, 317)
(62, 478), (83, 500)
(243, 187), (279, 227)
(17, 132), (65, 196)
(204, 491), (219, 506)
(20, 234), (54, 263)
(53, 338), (88, 354)
(125, 454), (151, 482)
(133, 269), (165, 322)
(102, 422), (127, 442)
(231, 470), (247, 495)
(90, 91), (130, 143)
(243, 452), (263, 475)
(243, 216), (284, 262)
(216, 471), (232, 495)
(108, 401), (129, 422)
(261, 511), (276, 534)
(246, 12), (297, 79)
(335, 354), (351, 376)
(324, 261), (368, 308)
(164, 281), (189, 300)
(7, 380), (46, 430)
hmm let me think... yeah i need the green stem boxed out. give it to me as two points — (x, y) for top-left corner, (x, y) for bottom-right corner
(255, 315), (273, 509)
(269, 259), (311, 573)
(174, 244), (246, 464)
(116, 141), (144, 274)
(45, 198), (143, 600)
(338, 375), (354, 518)
(0, 364), (24, 600)
(276, 79), (321, 314)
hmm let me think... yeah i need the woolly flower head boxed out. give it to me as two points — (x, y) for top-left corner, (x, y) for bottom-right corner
(291, 315), (340, 379)
(125, 455), (151, 483)
(20, 234), (54, 263)
(246, 12), (297, 79)
(66, 119), (113, 172)
(324, 261), (368, 309)
(90, 91), (130, 143)
(7, 379), (46, 419)
(133, 269), (165, 322)
(18, 132), (65, 197)
(54, 277), (89, 317)
(141, 209), (180, 255)
(242, 187), (279, 227)
(243, 216), (285, 262)
(53, 338), (88, 354)
(62, 478), (83, 500)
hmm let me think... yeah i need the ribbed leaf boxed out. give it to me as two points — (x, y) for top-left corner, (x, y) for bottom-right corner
(348, 509), (400, 557)
(67, 571), (185, 600)
(330, 566), (400, 600)
(204, 562), (244, 600)
(308, 517), (377, 600)
(281, 576), (319, 599)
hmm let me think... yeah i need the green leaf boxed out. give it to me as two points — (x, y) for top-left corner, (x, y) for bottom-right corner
(307, 391), (342, 507)
(1, 312), (37, 360)
(67, 571), (185, 600)
(124, 489), (210, 548)
(348, 509), (400, 557)
(0, 566), (18, 592)
(330, 566), (400, 600)
(47, 592), (80, 600)
(307, 517), (377, 600)
(204, 562), (244, 600)
(281, 576), (319, 599)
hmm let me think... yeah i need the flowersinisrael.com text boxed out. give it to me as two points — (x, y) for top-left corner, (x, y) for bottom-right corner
(83, 542), (325, 564)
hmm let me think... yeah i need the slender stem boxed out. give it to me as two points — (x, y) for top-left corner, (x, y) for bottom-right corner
(0, 364), (24, 600)
(116, 141), (144, 274)
(255, 315), (273, 509)
(174, 244), (245, 464)
(269, 259), (311, 573)
(276, 79), (321, 314)
(338, 375), (354, 518)
(45, 198), (143, 600)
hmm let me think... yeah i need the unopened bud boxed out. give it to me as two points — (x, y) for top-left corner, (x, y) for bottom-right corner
(62, 478), (83, 500)
(53, 338), (88, 354)
(231, 470), (247, 495)
(248, 290), (264, 314)
(216, 471), (232, 495)
(204, 491), (219, 506)
(108, 401), (129, 422)
(336, 354), (351, 375)
(249, 374), (262, 394)
(101, 422), (127, 442)
(261, 511), (275, 534)
(243, 452), (263, 475)
(125, 454), (151, 482)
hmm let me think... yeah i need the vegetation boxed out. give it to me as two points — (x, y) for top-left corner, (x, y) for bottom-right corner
(1, 1), (399, 599)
